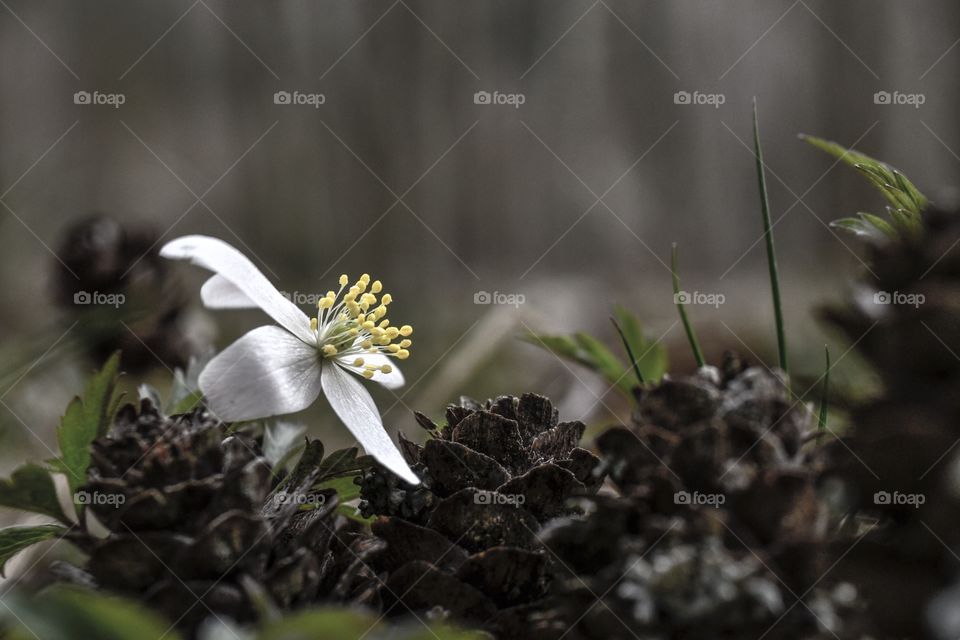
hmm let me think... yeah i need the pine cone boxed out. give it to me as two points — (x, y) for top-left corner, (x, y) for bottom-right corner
(357, 393), (603, 631)
(54, 214), (191, 372)
(67, 400), (380, 638)
(823, 206), (960, 638)
(505, 362), (846, 639)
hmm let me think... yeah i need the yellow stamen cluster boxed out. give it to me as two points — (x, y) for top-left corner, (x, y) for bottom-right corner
(311, 274), (413, 372)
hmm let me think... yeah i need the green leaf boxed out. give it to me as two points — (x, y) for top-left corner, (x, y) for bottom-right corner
(830, 216), (886, 240)
(256, 608), (486, 640)
(801, 133), (928, 237)
(315, 447), (373, 480)
(315, 475), (360, 502)
(0, 524), (65, 576)
(170, 390), (203, 415)
(858, 212), (898, 239)
(50, 352), (122, 496)
(612, 306), (667, 382)
(0, 463), (69, 524)
(572, 332), (627, 389)
(1, 585), (181, 640)
(755, 102), (788, 375)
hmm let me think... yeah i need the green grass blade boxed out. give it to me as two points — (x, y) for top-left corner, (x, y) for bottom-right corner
(610, 317), (644, 385)
(753, 100), (788, 373)
(817, 345), (831, 445)
(671, 243), (706, 367)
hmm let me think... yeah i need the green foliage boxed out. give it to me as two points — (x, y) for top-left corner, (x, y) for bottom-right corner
(49, 357), (122, 495)
(671, 244), (706, 367)
(1, 585), (180, 640)
(801, 134), (927, 239)
(49, 352), (122, 496)
(0, 524), (66, 576)
(256, 608), (486, 640)
(0, 463), (69, 524)
(526, 309), (667, 396)
(754, 102), (788, 374)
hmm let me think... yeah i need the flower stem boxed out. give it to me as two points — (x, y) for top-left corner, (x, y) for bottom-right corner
(817, 345), (831, 445)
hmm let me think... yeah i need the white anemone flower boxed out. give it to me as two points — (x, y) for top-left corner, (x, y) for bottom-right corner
(160, 235), (419, 485)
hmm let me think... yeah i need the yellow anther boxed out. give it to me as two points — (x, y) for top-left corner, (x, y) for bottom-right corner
(360, 273), (370, 283)
(397, 349), (410, 360)
(339, 274), (349, 286)
(362, 321), (375, 330)
(399, 325), (413, 337)
(381, 364), (392, 374)
(357, 279), (367, 293)
(385, 327), (399, 339)
(310, 318), (318, 332)
(381, 294), (393, 305)
(400, 339), (412, 348)
(361, 339), (373, 349)
(371, 280), (382, 293)
(348, 286), (360, 297)
(349, 327), (359, 336)
(353, 358), (365, 367)
(374, 306), (387, 319)
(377, 336), (391, 346)
(379, 319), (390, 328)
(322, 344), (338, 356)
(362, 369), (374, 379)
(387, 344), (400, 353)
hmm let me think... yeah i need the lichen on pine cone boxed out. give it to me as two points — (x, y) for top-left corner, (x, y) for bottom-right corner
(64, 400), (380, 638)
(357, 393), (603, 630)
(822, 206), (960, 638)
(506, 359), (849, 640)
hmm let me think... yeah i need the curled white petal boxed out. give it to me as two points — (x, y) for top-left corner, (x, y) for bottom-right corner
(199, 325), (323, 422)
(321, 362), (419, 484)
(161, 235), (313, 344)
(338, 352), (405, 390)
(201, 274), (257, 309)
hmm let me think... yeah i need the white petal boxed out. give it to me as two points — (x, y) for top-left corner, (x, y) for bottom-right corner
(199, 325), (323, 422)
(161, 235), (314, 344)
(321, 362), (419, 485)
(339, 352), (405, 390)
(201, 274), (257, 309)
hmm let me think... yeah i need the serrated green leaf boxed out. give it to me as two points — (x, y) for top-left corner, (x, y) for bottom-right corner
(802, 134), (928, 237)
(0, 524), (65, 576)
(830, 216), (884, 240)
(50, 353), (122, 496)
(858, 212), (898, 239)
(612, 306), (667, 382)
(0, 463), (68, 524)
(1, 585), (181, 640)
(315, 447), (373, 480)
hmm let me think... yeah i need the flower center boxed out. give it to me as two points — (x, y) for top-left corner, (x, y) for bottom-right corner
(310, 274), (412, 378)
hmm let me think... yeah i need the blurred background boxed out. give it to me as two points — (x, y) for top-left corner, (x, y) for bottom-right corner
(1, 0), (958, 461)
